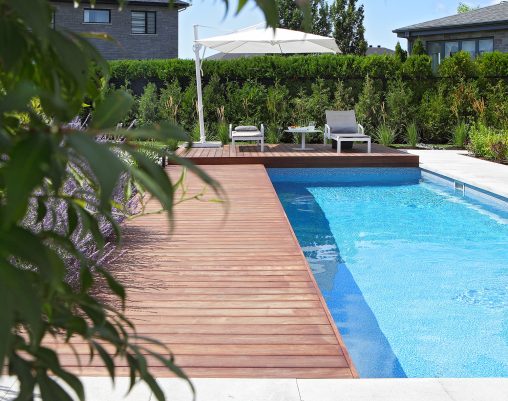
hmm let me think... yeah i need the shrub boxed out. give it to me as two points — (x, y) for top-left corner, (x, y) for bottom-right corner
(418, 88), (453, 143)
(137, 82), (159, 127)
(355, 75), (381, 135)
(484, 81), (508, 128)
(405, 122), (419, 147)
(333, 80), (355, 110)
(490, 139), (508, 162)
(448, 79), (480, 123)
(375, 123), (396, 146)
(385, 79), (414, 140)
(411, 38), (426, 56)
(452, 122), (469, 148)
(266, 127), (280, 144)
(468, 123), (508, 161)
(217, 122), (229, 144)
(108, 53), (508, 146)
(266, 81), (290, 139)
(439, 51), (478, 80)
(158, 79), (182, 123)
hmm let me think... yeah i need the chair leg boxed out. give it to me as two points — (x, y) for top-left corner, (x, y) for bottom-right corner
(260, 138), (264, 152)
(232, 138), (235, 150)
(367, 139), (371, 153)
(337, 139), (342, 154)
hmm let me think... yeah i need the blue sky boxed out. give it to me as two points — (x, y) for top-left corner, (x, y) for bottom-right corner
(178, 0), (501, 59)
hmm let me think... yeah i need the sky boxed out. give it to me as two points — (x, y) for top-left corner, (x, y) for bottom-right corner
(178, 0), (502, 59)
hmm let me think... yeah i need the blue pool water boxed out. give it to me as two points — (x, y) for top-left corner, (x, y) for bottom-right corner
(269, 168), (508, 378)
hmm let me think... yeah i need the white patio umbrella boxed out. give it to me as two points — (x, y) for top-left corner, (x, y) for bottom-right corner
(192, 25), (340, 147)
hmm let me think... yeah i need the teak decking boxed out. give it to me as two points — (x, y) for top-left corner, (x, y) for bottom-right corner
(55, 165), (357, 379)
(175, 143), (418, 168)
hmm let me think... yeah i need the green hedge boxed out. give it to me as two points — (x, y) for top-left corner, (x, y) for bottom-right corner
(109, 52), (508, 145)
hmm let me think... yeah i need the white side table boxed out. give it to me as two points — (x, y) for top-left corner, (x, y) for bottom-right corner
(285, 127), (322, 150)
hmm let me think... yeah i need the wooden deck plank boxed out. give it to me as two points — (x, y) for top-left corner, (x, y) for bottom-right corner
(175, 143), (418, 168)
(58, 164), (357, 379)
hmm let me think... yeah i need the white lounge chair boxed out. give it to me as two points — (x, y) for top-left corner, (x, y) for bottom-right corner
(229, 124), (265, 152)
(324, 110), (371, 153)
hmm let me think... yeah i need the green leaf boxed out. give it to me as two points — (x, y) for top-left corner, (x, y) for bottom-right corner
(93, 342), (115, 381)
(38, 371), (74, 401)
(6, 0), (51, 44)
(121, 121), (190, 143)
(0, 81), (37, 114)
(67, 202), (79, 236)
(128, 149), (175, 212)
(54, 369), (85, 401)
(97, 267), (126, 307)
(67, 132), (124, 209)
(3, 134), (51, 224)
(36, 198), (47, 225)
(91, 90), (134, 129)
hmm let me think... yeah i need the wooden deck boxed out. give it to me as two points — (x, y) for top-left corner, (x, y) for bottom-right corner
(175, 143), (418, 168)
(55, 165), (357, 379)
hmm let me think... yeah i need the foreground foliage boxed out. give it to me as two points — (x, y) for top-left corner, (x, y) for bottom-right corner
(0, 0), (304, 399)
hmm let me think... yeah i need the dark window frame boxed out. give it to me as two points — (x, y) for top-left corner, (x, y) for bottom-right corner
(425, 37), (494, 61)
(83, 8), (111, 24)
(131, 10), (157, 35)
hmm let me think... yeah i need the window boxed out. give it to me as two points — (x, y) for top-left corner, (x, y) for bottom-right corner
(479, 39), (494, 55)
(84, 9), (111, 24)
(131, 11), (156, 34)
(426, 37), (494, 69)
(444, 41), (459, 58)
(461, 40), (476, 58)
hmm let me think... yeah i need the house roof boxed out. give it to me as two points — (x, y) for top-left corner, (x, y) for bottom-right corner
(366, 46), (395, 55)
(393, 1), (508, 36)
(51, 0), (189, 8)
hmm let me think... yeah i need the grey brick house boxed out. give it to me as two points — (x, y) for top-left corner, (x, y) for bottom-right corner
(393, 1), (508, 70)
(51, 0), (188, 60)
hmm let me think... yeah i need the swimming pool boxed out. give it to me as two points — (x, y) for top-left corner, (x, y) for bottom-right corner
(269, 168), (508, 378)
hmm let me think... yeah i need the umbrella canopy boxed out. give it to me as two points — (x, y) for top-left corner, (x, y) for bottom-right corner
(192, 26), (339, 146)
(196, 27), (340, 54)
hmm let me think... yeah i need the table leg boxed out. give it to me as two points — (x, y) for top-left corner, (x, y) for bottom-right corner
(301, 133), (306, 150)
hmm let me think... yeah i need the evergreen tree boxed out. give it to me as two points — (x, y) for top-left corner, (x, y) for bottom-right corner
(330, 0), (367, 55)
(395, 41), (408, 62)
(278, 0), (304, 30)
(313, 0), (332, 36)
(277, 0), (331, 36)
(411, 38), (426, 56)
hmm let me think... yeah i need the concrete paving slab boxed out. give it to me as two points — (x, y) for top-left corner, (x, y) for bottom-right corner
(157, 378), (301, 401)
(297, 379), (454, 401)
(438, 378), (508, 401)
(0, 377), (17, 401)
(406, 150), (508, 198)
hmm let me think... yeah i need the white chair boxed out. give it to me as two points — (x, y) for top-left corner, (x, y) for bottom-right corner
(324, 110), (371, 154)
(229, 124), (265, 152)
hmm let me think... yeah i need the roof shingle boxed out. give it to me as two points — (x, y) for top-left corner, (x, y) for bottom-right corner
(393, 1), (508, 33)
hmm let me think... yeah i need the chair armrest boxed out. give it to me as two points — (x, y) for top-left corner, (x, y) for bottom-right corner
(260, 124), (265, 135)
(358, 124), (365, 135)
(229, 124), (233, 139)
(324, 124), (331, 138)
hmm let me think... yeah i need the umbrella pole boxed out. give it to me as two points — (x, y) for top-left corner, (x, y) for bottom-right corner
(193, 25), (206, 143)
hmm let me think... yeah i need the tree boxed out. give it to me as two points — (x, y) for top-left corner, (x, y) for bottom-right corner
(277, 0), (331, 36)
(411, 38), (426, 56)
(0, 0), (297, 400)
(313, 0), (332, 36)
(330, 0), (368, 55)
(457, 2), (479, 13)
(395, 41), (408, 62)
(277, 0), (304, 30)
